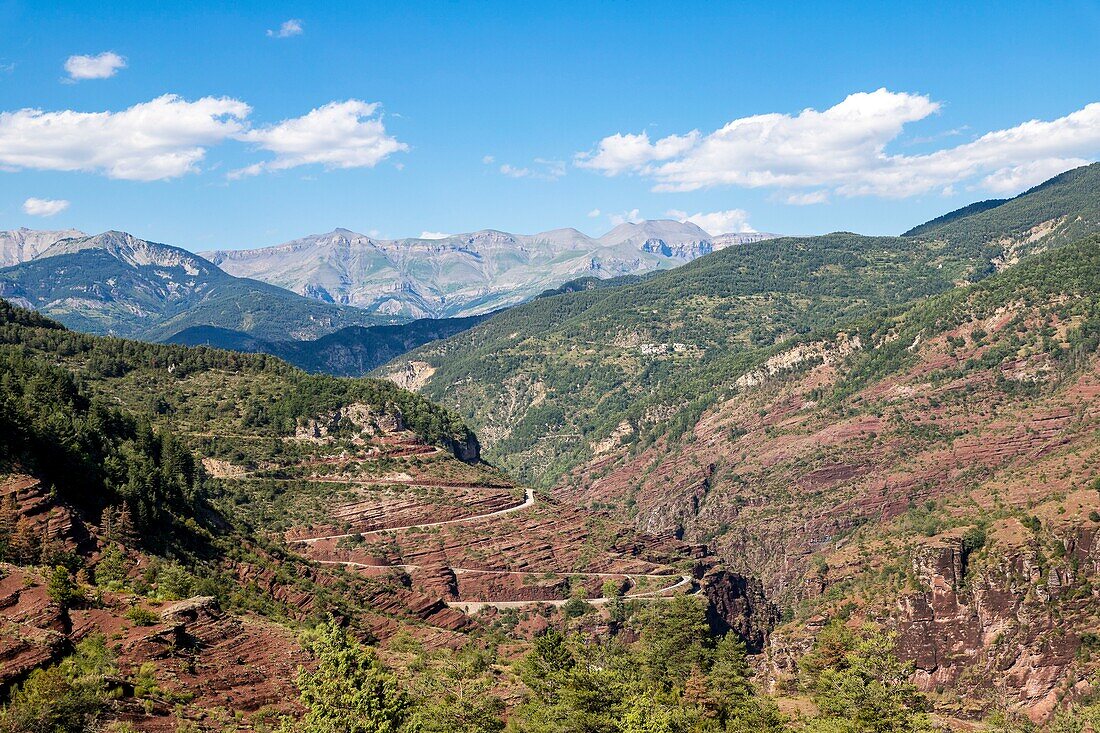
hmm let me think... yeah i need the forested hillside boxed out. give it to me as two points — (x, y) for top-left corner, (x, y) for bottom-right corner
(381, 163), (1100, 487)
(550, 235), (1100, 720)
(166, 312), (492, 376)
(902, 163), (1100, 265)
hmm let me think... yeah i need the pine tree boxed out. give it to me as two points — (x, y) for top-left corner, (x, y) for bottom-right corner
(519, 628), (576, 704)
(114, 502), (137, 546)
(292, 621), (409, 733)
(11, 516), (40, 564)
(47, 565), (79, 609)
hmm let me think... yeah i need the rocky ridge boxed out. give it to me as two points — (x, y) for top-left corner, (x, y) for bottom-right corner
(203, 221), (778, 319)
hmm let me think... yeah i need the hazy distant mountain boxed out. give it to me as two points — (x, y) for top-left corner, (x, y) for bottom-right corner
(166, 313), (491, 376)
(202, 222), (779, 319)
(0, 230), (392, 341)
(0, 227), (86, 267)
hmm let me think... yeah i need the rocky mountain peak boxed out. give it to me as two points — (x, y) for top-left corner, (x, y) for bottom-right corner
(36, 230), (217, 275)
(0, 227), (86, 268)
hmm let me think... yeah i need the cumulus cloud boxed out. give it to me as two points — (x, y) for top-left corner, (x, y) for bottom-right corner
(267, 19), (303, 38)
(22, 197), (70, 216)
(609, 208), (642, 226)
(0, 96), (405, 182)
(0, 94), (250, 180)
(979, 157), (1092, 195)
(666, 208), (755, 235)
(419, 231), (450, 239)
(482, 154), (495, 164)
(576, 130), (700, 175)
(576, 90), (1100, 198)
(64, 51), (126, 80)
(587, 208), (601, 218)
(232, 100), (407, 177)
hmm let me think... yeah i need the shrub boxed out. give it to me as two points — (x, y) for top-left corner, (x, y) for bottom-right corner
(125, 606), (160, 627)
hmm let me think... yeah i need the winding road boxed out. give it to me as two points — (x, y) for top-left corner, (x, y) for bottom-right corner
(291, 481), (696, 612)
(289, 486), (536, 544)
(314, 559), (694, 612)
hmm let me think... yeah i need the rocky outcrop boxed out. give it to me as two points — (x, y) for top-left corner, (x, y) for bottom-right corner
(0, 474), (96, 555)
(892, 523), (1100, 721)
(386, 360), (437, 391)
(296, 402), (406, 439)
(702, 570), (780, 654)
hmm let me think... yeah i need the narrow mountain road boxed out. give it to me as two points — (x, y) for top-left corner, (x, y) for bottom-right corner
(315, 559), (694, 612)
(444, 575), (695, 613)
(289, 486), (536, 544)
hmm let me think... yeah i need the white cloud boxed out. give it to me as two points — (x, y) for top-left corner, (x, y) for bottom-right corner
(576, 90), (1100, 198)
(498, 158), (565, 181)
(785, 190), (829, 205)
(232, 100), (406, 177)
(665, 208), (754, 235)
(979, 157), (1091, 195)
(587, 208), (601, 218)
(499, 163), (530, 178)
(0, 96), (405, 183)
(419, 231), (449, 239)
(64, 51), (126, 80)
(482, 154), (495, 164)
(535, 158), (566, 178)
(0, 94), (250, 180)
(22, 197), (70, 216)
(267, 19), (303, 38)
(576, 130), (700, 175)
(609, 208), (642, 226)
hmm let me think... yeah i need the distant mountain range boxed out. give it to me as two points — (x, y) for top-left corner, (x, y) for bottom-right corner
(202, 222), (778, 319)
(0, 231), (392, 341)
(0, 222), (777, 342)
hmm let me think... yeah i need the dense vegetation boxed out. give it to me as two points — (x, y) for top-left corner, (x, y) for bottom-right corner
(384, 162), (1100, 487)
(243, 602), (1100, 732)
(166, 312), (491, 377)
(0, 301), (478, 458)
(832, 235), (1100, 400)
(0, 337), (207, 555)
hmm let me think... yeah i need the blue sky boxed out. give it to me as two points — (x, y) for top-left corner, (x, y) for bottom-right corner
(0, 0), (1098, 250)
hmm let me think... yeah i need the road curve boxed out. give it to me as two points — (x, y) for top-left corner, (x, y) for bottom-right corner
(444, 575), (695, 613)
(315, 560), (694, 612)
(289, 486), (536, 544)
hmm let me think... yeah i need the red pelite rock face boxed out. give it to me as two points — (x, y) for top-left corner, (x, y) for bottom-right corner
(702, 569), (780, 654)
(893, 524), (1099, 721)
(554, 303), (1100, 720)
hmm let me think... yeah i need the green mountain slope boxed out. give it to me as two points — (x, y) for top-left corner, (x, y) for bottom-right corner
(901, 198), (1008, 237)
(380, 163), (1100, 487)
(549, 236), (1100, 717)
(0, 231), (393, 342)
(901, 162), (1100, 269)
(0, 298), (479, 461)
